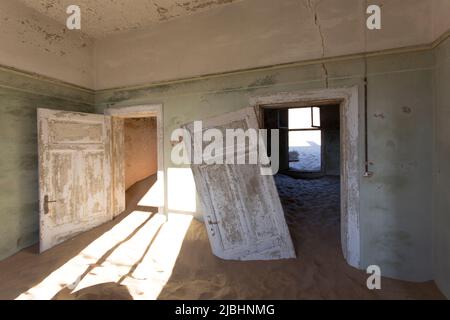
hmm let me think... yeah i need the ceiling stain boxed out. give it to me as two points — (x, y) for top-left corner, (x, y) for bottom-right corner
(17, 0), (243, 38)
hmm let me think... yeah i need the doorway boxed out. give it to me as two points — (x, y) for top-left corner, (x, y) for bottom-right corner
(251, 87), (361, 268)
(262, 103), (342, 264)
(106, 105), (164, 218)
(123, 117), (158, 210)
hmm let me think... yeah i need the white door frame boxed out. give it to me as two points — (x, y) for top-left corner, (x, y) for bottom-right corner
(250, 86), (361, 269)
(105, 104), (165, 217)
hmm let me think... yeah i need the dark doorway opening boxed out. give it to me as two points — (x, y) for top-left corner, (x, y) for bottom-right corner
(262, 104), (342, 261)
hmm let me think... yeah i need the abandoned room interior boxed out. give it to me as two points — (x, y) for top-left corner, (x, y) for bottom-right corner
(0, 0), (449, 301)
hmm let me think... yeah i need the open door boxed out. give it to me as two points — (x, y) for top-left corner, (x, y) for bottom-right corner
(184, 107), (296, 260)
(37, 109), (112, 252)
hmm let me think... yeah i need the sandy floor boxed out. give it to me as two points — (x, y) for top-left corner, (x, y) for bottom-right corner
(0, 175), (444, 300)
(289, 145), (321, 171)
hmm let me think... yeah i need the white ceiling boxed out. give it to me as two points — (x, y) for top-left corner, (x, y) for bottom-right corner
(18, 0), (242, 38)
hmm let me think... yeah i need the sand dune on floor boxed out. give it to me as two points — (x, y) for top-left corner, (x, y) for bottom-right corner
(0, 175), (444, 300)
(159, 175), (443, 300)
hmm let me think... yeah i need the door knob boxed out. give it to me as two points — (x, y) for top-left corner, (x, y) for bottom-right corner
(44, 195), (57, 214)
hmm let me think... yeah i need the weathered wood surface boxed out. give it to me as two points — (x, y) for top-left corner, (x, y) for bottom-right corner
(38, 108), (112, 252)
(184, 107), (296, 261)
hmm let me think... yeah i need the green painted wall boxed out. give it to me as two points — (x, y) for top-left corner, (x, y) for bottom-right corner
(0, 45), (445, 290)
(0, 67), (95, 260)
(96, 49), (435, 283)
(433, 37), (450, 298)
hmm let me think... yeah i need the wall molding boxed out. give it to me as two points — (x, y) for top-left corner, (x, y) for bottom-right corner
(1, 30), (449, 99)
(0, 65), (95, 106)
(97, 31), (450, 94)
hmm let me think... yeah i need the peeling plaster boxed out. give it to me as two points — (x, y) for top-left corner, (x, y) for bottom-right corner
(0, 0), (94, 88)
(8, 13), (89, 57)
(402, 106), (412, 114)
(18, 0), (243, 38)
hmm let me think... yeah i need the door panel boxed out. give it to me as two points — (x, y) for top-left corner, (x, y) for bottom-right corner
(38, 108), (112, 252)
(48, 151), (77, 226)
(202, 164), (247, 251)
(184, 107), (295, 261)
(48, 120), (104, 144)
(83, 151), (107, 216)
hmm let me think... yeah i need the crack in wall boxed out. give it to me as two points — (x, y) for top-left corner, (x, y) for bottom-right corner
(321, 63), (329, 88)
(304, 0), (328, 87)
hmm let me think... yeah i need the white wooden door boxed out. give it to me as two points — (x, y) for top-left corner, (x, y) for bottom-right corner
(184, 108), (296, 260)
(37, 108), (112, 252)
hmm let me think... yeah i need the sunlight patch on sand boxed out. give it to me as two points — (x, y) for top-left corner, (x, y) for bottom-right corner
(168, 168), (196, 213)
(15, 211), (152, 300)
(138, 171), (165, 208)
(15, 211), (192, 300)
(70, 213), (167, 293)
(123, 213), (193, 299)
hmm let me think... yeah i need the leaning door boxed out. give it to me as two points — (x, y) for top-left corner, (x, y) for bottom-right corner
(37, 108), (112, 252)
(184, 107), (295, 261)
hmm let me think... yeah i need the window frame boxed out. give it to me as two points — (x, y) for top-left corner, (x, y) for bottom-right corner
(287, 106), (324, 173)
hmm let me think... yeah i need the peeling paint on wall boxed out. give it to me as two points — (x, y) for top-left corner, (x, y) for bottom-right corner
(18, 0), (243, 38)
(0, 67), (94, 261)
(0, 0), (94, 88)
(96, 48), (436, 283)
